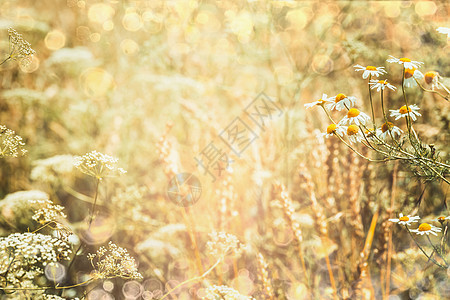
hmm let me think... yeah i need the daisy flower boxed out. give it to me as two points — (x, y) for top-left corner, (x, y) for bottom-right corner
(386, 55), (424, 70)
(326, 93), (356, 111)
(424, 71), (441, 90)
(304, 93), (332, 109)
(354, 64), (386, 79)
(437, 216), (450, 223)
(436, 27), (450, 38)
(410, 223), (442, 236)
(390, 104), (421, 121)
(346, 125), (364, 144)
(369, 79), (397, 92)
(376, 122), (403, 140)
(338, 108), (371, 126)
(364, 128), (377, 141)
(319, 124), (346, 139)
(403, 68), (424, 88)
(389, 213), (420, 226)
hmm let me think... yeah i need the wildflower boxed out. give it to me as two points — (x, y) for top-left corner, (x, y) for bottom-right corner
(376, 122), (403, 140)
(206, 231), (244, 257)
(29, 199), (67, 225)
(203, 285), (255, 300)
(386, 55), (424, 70)
(436, 27), (450, 38)
(0, 125), (27, 158)
(87, 241), (142, 280)
(410, 223), (442, 236)
(304, 93), (332, 109)
(339, 108), (371, 126)
(74, 150), (126, 179)
(365, 128), (377, 141)
(437, 216), (450, 224)
(326, 93), (357, 111)
(320, 124), (346, 138)
(369, 79), (397, 92)
(346, 125), (364, 144)
(390, 104), (421, 121)
(389, 213), (420, 226)
(353, 64), (386, 79)
(403, 68), (424, 88)
(424, 71), (441, 90)
(6, 28), (36, 65)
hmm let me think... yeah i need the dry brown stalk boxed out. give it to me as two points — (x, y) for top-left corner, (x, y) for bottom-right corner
(257, 252), (275, 300)
(298, 163), (338, 300)
(275, 183), (308, 285)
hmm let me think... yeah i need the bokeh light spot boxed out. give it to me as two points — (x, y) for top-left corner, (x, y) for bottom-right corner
(87, 289), (113, 300)
(79, 212), (116, 243)
(311, 54), (334, 75)
(90, 33), (101, 42)
(19, 55), (39, 73)
(383, 2), (401, 18)
(415, 1), (437, 16)
(88, 4), (115, 24)
(123, 12), (143, 32)
(103, 280), (114, 292)
(103, 20), (114, 31)
(45, 30), (66, 50)
(121, 39), (140, 55)
(286, 9), (310, 30)
(122, 281), (143, 299)
(44, 262), (66, 283)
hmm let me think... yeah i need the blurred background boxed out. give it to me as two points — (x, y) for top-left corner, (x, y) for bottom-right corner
(0, 0), (449, 299)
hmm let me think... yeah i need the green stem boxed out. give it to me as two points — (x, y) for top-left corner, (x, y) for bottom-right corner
(368, 74), (376, 128)
(88, 178), (101, 227)
(405, 225), (446, 268)
(160, 257), (224, 300)
(0, 56), (10, 66)
(426, 235), (448, 266)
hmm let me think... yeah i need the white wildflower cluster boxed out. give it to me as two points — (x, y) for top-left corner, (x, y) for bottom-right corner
(7, 28), (35, 65)
(389, 213), (443, 236)
(87, 241), (142, 280)
(206, 231), (244, 258)
(29, 199), (67, 224)
(73, 150), (126, 179)
(0, 125), (27, 158)
(203, 285), (255, 300)
(31, 155), (75, 184)
(0, 233), (71, 286)
(305, 54), (438, 146)
(42, 295), (80, 300)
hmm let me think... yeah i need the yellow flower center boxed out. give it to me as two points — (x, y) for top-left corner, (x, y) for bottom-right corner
(399, 105), (411, 114)
(438, 216), (446, 222)
(404, 68), (415, 79)
(378, 80), (387, 84)
(365, 128), (375, 137)
(381, 122), (394, 133)
(347, 125), (359, 136)
(347, 108), (360, 118)
(366, 66), (377, 71)
(424, 71), (437, 84)
(400, 57), (411, 62)
(399, 216), (409, 222)
(335, 93), (346, 103)
(418, 223), (431, 231)
(327, 124), (337, 134)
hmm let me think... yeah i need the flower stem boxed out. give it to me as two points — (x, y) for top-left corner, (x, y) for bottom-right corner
(368, 74), (376, 128)
(405, 226), (446, 268)
(426, 235), (449, 266)
(88, 178), (101, 227)
(160, 257), (224, 300)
